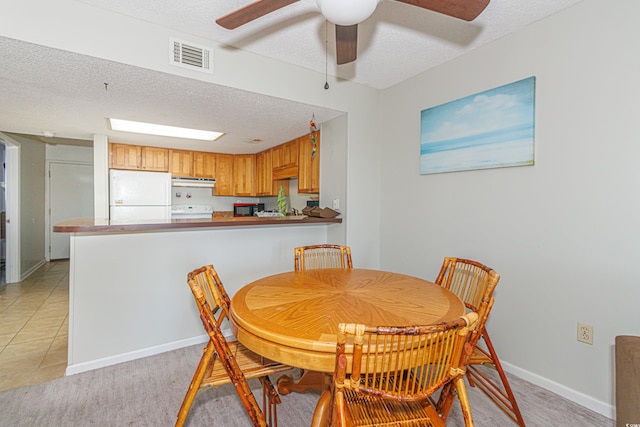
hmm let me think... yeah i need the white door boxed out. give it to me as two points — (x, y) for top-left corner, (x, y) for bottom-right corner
(49, 162), (94, 260)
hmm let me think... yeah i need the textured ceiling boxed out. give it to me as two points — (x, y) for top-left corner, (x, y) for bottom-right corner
(0, 0), (583, 153)
(0, 37), (342, 154)
(76, 0), (584, 89)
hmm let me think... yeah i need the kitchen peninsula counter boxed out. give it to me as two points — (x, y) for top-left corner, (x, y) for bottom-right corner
(58, 213), (343, 377)
(54, 215), (341, 233)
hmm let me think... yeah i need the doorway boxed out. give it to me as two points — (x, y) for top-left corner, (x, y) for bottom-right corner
(0, 133), (19, 284)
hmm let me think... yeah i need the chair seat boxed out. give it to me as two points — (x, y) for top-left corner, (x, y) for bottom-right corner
(468, 346), (494, 365)
(201, 340), (292, 389)
(342, 389), (445, 427)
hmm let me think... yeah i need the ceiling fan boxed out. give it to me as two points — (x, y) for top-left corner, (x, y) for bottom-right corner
(216, 0), (490, 65)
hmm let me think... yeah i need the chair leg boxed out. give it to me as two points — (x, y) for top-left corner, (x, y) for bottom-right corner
(176, 341), (216, 427)
(435, 381), (456, 421)
(259, 376), (281, 427)
(466, 330), (526, 427)
(454, 377), (474, 427)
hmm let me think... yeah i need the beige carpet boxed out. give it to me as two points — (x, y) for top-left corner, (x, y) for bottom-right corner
(0, 344), (613, 426)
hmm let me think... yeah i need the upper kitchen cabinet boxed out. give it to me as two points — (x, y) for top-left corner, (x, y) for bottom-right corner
(256, 150), (289, 196)
(298, 131), (320, 194)
(110, 143), (142, 170)
(169, 149), (194, 177)
(193, 152), (216, 178)
(140, 146), (169, 172)
(272, 139), (299, 179)
(109, 143), (169, 172)
(214, 153), (234, 196)
(255, 150), (272, 196)
(233, 154), (256, 197)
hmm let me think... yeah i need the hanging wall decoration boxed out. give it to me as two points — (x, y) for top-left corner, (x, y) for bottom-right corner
(420, 76), (536, 175)
(309, 114), (318, 158)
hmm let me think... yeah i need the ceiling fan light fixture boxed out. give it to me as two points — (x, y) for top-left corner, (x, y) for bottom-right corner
(317, 0), (379, 26)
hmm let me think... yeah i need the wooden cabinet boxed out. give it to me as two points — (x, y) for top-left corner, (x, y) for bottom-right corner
(255, 150), (272, 196)
(193, 152), (216, 178)
(298, 131), (320, 194)
(108, 135), (319, 195)
(214, 154), (234, 196)
(110, 143), (142, 170)
(256, 150), (289, 196)
(272, 139), (299, 179)
(140, 146), (169, 171)
(110, 143), (169, 172)
(169, 149), (194, 177)
(233, 154), (256, 196)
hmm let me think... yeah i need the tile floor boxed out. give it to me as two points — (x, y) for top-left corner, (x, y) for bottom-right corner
(0, 260), (69, 392)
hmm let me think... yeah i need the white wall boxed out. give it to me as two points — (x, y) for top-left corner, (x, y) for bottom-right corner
(379, 0), (639, 416)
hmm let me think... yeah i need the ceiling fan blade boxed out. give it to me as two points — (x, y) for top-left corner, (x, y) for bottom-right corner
(216, 0), (300, 29)
(395, 0), (490, 21)
(336, 24), (358, 65)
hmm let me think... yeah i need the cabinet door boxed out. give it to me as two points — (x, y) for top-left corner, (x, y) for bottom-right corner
(193, 152), (217, 178)
(109, 143), (141, 170)
(214, 154), (234, 196)
(271, 145), (283, 169)
(255, 150), (273, 196)
(283, 139), (299, 167)
(233, 154), (256, 196)
(169, 149), (194, 177)
(272, 139), (299, 179)
(141, 146), (169, 171)
(298, 131), (320, 193)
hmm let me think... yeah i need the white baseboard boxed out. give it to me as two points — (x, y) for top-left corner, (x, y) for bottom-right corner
(20, 259), (47, 281)
(501, 360), (614, 419)
(65, 334), (208, 376)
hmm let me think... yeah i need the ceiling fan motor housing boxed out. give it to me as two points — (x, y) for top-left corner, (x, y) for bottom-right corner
(316, 0), (380, 26)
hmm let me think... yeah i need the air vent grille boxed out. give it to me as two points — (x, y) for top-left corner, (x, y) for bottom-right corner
(170, 38), (213, 73)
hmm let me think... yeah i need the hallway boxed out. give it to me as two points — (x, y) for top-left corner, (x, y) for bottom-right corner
(0, 260), (68, 391)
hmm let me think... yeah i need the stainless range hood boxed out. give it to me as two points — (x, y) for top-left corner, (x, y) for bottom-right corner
(171, 176), (216, 188)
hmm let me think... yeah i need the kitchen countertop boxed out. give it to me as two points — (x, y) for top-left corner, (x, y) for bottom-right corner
(53, 215), (342, 233)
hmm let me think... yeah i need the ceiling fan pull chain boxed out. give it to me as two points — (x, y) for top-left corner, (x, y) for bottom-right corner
(324, 19), (330, 90)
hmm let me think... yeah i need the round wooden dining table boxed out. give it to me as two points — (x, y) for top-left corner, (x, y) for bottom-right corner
(230, 268), (465, 426)
(230, 268), (465, 373)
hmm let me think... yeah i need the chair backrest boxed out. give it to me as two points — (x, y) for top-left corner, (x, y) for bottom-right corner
(332, 312), (478, 423)
(435, 257), (500, 315)
(294, 244), (353, 270)
(188, 264), (232, 317)
(435, 257), (500, 350)
(186, 265), (267, 427)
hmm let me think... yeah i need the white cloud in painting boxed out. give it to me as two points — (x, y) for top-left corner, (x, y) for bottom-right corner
(421, 78), (535, 144)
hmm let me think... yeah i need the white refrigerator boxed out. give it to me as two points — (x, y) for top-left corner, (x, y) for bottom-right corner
(109, 169), (172, 222)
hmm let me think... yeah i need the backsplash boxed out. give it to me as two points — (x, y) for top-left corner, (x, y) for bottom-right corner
(172, 178), (316, 213)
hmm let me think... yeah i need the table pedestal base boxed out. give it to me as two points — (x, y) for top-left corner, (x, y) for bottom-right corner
(276, 370), (329, 395)
(277, 370), (332, 426)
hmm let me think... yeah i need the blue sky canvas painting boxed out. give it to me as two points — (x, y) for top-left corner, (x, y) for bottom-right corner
(420, 76), (535, 174)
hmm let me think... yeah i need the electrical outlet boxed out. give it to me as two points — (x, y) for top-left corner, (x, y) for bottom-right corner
(333, 198), (339, 210)
(577, 322), (593, 345)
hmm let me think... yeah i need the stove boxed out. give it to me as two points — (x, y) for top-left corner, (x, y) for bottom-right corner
(171, 205), (213, 219)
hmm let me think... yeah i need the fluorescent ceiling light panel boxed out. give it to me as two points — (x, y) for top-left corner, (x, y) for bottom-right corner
(109, 118), (224, 141)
